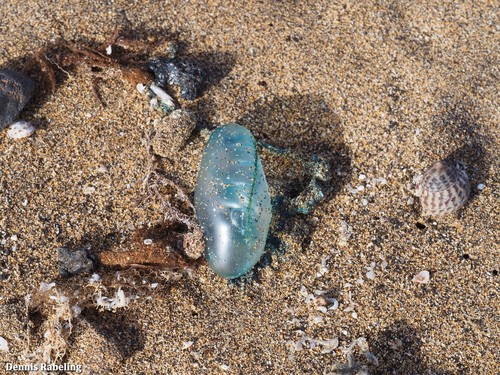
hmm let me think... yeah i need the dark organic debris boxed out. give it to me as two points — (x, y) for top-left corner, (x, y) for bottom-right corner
(99, 171), (204, 269)
(0, 70), (35, 129)
(148, 58), (205, 100)
(258, 142), (332, 214)
(57, 247), (96, 277)
(290, 155), (331, 214)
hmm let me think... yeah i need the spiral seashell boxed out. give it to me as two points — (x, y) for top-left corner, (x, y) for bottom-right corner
(415, 161), (470, 216)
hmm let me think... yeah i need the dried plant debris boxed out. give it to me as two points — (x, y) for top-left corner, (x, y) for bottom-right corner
(99, 224), (192, 269)
(0, 70), (35, 129)
(34, 31), (206, 109)
(21, 283), (78, 367)
(100, 171), (204, 269)
(148, 57), (205, 100)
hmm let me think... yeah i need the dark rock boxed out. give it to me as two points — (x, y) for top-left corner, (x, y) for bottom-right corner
(148, 58), (205, 100)
(0, 70), (35, 130)
(57, 247), (96, 277)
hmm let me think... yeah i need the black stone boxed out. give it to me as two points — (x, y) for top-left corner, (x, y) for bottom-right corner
(148, 58), (205, 100)
(0, 70), (35, 129)
(57, 247), (96, 277)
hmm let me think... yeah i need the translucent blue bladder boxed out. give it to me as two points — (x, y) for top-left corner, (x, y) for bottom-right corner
(194, 124), (272, 278)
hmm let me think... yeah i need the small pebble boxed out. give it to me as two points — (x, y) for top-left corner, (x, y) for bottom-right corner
(143, 239), (153, 245)
(7, 120), (35, 139)
(358, 174), (366, 181)
(57, 247), (96, 277)
(412, 270), (430, 284)
(0, 70), (35, 130)
(362, 199), (368, 206)
(182, 341), (193, 350)
(477, 183), (485, 190)
(151, 109), (197, 156)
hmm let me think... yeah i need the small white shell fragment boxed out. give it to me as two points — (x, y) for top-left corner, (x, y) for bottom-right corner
(143, 239), (153, 245)
(150, 84), (175, 107)
(136, 83), (146, 94)
(150, 283), (159, 289)
(413, 270), (430, 284)
(338, 220), (352, 246)
(358, 174), (366, 181)
(313, 316), (324, 324)
(380, 259), (388, 270)
(362, 199), (368, 206)
(83, 185), (96, 195)
(7, 120), (35, 139)
(316, 256), (330, 277)
(181, 341), (194, 350)
(328, 299), (339, 310)
(106, 45), (112, 55)
(72, 305), (82, 316)
(346, 184), (359, 194)
(97, 164), (108, 173)
(39, 282), (56, 292)
(317, 337), (339, 354)
(89, 273), (100, 283)
(0, 336), (9, 353)
(477, 183), (485, 190)
(220, 364), (229, 371)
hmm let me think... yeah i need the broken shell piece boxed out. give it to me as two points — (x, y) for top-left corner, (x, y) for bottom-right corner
(338, 220), (352, 246)
(151, 109), (197, 156)
(136, 83), (146, 94)
(7, 120), (35, 139)
(149, 84), (176, 111)
(0, 336), (8, 353)
(412, 270), (430, 284)
(0, 70), (35, 130)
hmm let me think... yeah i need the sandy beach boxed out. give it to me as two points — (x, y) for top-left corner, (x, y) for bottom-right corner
(0, 1), (498, 374)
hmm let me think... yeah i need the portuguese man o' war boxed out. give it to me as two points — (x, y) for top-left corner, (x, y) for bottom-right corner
(194, 124), (272, 279)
